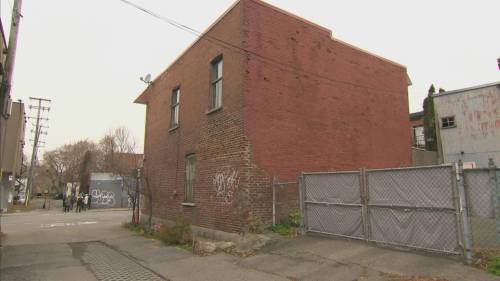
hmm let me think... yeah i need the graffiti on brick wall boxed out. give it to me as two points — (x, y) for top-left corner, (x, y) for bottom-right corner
(214, 168), (240, 203)
(91, 189), (116, 206)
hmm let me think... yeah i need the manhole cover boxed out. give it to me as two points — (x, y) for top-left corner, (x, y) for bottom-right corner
(72, 242), (167, 281)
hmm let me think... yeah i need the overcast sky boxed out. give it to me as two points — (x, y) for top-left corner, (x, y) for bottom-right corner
(1, 0), (499, 155)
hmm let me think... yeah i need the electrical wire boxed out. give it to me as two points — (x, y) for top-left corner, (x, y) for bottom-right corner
(118, 0), (406, 95)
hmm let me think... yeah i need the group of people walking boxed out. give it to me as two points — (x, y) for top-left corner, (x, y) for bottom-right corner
(63, 193), (92, 213)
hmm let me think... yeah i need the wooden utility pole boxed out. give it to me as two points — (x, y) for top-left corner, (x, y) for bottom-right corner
(25, 97), (51, 204)
(0, 0), (24, 178)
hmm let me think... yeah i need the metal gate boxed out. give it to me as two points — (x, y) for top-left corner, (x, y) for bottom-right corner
(300, 165), (463, 255)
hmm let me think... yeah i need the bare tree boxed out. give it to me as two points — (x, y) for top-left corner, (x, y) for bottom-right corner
(139, 166), (153, 228)
(99, 127), (137, 174)
(98, 127), (141, 223)
(43, 140), (98, 195)
(78, 150), (93, 194)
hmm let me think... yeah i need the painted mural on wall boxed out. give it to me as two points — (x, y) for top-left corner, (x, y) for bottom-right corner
(89, 173), (133, 208)
(213, 168), (240, 204)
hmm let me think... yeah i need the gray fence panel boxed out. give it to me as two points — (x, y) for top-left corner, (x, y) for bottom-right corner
(304, 172), (363, 239)
(366, 166), (460, 254)
(369, 207), (459, 253)
(464, 169), (499, 247)
(464, 170), (494, 218)
(304, 173), (360, 204)
(307, 204), (364, 238)
(367, 166), (454, 208)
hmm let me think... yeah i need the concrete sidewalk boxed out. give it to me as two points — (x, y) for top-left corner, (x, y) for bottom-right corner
(242, 235), (500, 281)
(105, 233), (500, 281)
(104, 235), (290, 281)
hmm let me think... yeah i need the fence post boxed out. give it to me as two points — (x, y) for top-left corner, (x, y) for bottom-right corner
(360, 168), (369, 241)
(272, 176), (276, 226)
(298, 173), (307, 234)
(457, 160), (473, 264)
(488, 159), (500, 243)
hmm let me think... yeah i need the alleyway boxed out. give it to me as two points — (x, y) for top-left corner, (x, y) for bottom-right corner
(1, 208), (499, 281)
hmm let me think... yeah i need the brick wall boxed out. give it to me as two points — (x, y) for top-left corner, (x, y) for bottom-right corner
(141, 1), (251, 233)
(243, 0), (412, 181)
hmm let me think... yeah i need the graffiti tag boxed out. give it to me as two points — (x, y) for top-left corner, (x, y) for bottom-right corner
(213, 169), (239, 203)
(91, 189), (116, 206)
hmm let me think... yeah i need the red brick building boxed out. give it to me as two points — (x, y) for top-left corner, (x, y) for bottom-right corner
(136, 0), (411, 233)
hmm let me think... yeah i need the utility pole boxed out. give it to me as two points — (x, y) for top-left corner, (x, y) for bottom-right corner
(0, 0), (24, 187)
(25, 97), (50, 204)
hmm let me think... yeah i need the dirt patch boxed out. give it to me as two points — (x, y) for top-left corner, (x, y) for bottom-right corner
(472, 247), (500, 271)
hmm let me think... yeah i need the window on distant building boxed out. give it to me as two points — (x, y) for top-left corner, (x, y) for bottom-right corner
(441, 116), (456, 129)
(185, 154), (196, 202)
(170, 87), (180, 128)
(209, 56), (223, 110)
(412, 125), (425, 148)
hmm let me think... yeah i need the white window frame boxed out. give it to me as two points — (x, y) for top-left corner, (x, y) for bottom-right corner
(170, 87), (180, 128)
(185, 154), (196, 203)
(441, 116), (456, 129)
(210, 56), (223, 110)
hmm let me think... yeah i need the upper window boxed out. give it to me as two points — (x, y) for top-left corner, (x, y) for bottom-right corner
(185, 154), (196, 202)
(441, 116), (456, 129)
(210, 56), (223, 110)
(170, 88), (180, 128)
(412, 125), (425, 148)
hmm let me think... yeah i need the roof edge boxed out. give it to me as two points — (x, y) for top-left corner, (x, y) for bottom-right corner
(333, 38), (406, 69)
(252, 0), (332, 36)
(434, 81), (500, 98)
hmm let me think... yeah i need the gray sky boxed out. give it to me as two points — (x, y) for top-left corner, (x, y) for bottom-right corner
(1, 0), (499, 155)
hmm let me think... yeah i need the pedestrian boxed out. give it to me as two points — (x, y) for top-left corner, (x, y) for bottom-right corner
(62, 195), (67, 213)
(77, 194), (83, 213)
(70, 196), (76, 211)
(87, 193), (92, 210)
(65, 197), (70, 212)
(83, 193), (89, 211)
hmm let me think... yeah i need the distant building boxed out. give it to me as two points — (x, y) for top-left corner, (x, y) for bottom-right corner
(1, 101), (26, 211)
(409, 111), (425, 149)
(434, 82), (500, 167)
(409, 110), (438, 166)
(89, 173), (133, 209)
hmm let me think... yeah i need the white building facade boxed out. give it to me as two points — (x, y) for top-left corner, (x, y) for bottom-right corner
(434, 82), (500, 168)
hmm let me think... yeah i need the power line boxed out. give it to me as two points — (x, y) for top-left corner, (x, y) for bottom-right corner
(118, 0), (406, 96)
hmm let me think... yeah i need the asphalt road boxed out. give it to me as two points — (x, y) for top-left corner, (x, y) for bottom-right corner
(1, 208), (131, 246)
(0, 208), (165, 281)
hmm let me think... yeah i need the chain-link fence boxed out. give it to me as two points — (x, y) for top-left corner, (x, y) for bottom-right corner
(464, 167), (500, 247)
(297, 160), (500, 262)
(272, 178), (299, 225)
(300, 165), (463, 256)
(302, 171), (364, 239)
(366, 166), (460, 254)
